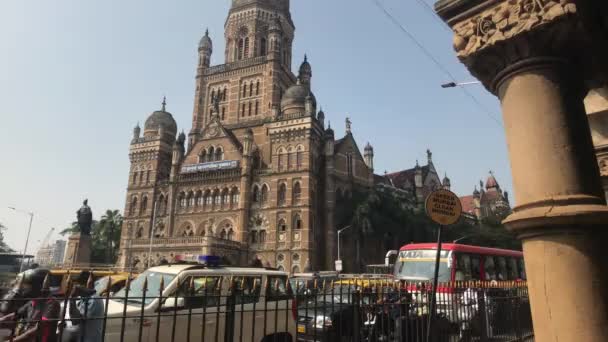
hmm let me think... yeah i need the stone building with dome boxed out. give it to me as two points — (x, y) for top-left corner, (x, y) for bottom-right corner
(117, 0), (375, 272)
(459, 172), (511, 224)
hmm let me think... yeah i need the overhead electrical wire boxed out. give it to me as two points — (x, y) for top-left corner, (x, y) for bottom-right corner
(370, 0), (504, 128)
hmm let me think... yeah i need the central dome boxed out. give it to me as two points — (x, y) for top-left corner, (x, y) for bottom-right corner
(231, 0), (289, 12)
(144, 109), (177, 137)
(280, 82), (316, 114)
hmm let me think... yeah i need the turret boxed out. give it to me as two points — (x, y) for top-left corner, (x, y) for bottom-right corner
(170, 132), (186, 181)
(305, 94), (314, 117)
(364, 143), (374, 172)
(299, 55), (312, 89)
(132, 123), (141, 141)
(198, 29), (213, 69)
(414, 161), (423, 188)
(317, 108), (325, 128)
(442, 173), (451, 190)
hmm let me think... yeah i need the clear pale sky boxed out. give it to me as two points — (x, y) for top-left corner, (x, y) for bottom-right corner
(0, 0), (512, 255)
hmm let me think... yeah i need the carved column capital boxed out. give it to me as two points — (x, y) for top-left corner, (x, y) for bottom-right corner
(436, 0), (608, 93)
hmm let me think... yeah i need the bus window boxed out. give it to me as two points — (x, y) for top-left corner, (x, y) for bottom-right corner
(496, 257), (508, 281)
(518, 258), (527, 280)
(507, 258), (519, 280)
(455, 254), (472, 281)
(484, 256), (496, 281)
(470, 255), (481, 280)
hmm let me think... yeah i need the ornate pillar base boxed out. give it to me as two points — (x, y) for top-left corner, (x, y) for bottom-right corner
(63, 233), (92, 267)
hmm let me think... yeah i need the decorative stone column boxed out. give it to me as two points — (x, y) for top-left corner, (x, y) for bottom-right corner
(435, 1), (608, 340)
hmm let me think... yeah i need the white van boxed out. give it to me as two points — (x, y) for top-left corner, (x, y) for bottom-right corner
(103, 262), (295, 342)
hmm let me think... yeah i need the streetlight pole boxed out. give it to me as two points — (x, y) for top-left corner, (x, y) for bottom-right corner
(337, 225), (352, 263)
(440, 80), (481, 88)
(8, 207), (34, 273)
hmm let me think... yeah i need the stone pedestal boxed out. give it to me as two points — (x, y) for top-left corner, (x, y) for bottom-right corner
(63, 233), (92, 266)
(434, 0), (608, 340)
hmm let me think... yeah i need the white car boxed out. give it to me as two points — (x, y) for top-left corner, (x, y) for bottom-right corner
(103, 261), (296, 342)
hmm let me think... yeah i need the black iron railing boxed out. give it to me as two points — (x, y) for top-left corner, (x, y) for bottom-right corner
(0, 276), (533, 342)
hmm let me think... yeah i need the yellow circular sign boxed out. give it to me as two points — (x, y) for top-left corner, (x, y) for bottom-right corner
(425, 189), (462, 226)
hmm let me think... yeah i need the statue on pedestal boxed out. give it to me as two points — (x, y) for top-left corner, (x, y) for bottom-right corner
(76, 199), (93, 236)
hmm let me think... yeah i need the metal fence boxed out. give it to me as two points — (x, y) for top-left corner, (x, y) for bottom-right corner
(0, 276), (533, 342)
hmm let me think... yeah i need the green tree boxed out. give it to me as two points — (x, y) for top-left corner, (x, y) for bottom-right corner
(95, 210), (123, 264)
(0, 222), (13, 252)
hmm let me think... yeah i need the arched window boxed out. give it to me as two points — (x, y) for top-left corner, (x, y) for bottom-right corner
(297, 146), (304, 169)
(213, 190), (221, 209)
(248, 102), (252, 116)
(132, 172), (138, 185)
(231, 188), (239, 208)
(277, 148), (285, 171)
(211, 89), (216, 100)
(293, 214), (302, 230)
(242, 83), (247, 97)
(252, 185), (260, 203)
(139, 171), (145, 184)
(204, 190), (212, 209)
(220, 229), (227, 240)
(199, 150), (207, 163)
(146, 170), (151, 184)
(287, 148), (295, 169)
(207, 146), (215, 162)
(260, 38), (267, 56)
(221, 189), (230, 209)
(129, 196), (138, 216)
(222, 88), (227, 101)
(187, 191), (195, 207)
(292, 265), (300, 274)
(228, 229), (235, 241)
(163, 196), (169, 215)
(244, 37), (250, 58)
(238, 38), (244, 60)
(261, 185), (269, 204)
(178, 192), (186, 208)
(256, 80), (260, 95)
(195, 191), (203, 207)
(259, 230), (267, 243)
(251, 231), (258, 243)
(158, 194), (165, 214)
(278, 219), (287, 232)
(215, 147), (224, 161)
(255, 101), (259, 115)
(221, 107), (225, 120)
(249, 82), (253, 97)
(278, 183), (287, 206)
(293, 182), (302, 205)
(141, 196), (148, 213)
(347, 153), (354, 176)
(241, 103), (246, 117)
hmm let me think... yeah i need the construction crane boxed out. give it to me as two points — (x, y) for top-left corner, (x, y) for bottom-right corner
(39, 228), (55, 249)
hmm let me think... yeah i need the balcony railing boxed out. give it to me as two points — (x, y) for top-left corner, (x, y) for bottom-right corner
(204, 56), (267, 75)
(129, 236), (243, 250)
(178, 168), (241, 183)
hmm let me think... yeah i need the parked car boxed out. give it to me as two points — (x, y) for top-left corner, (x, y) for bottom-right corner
(290, 271), (339, 296)
(104, 257), (296, 342)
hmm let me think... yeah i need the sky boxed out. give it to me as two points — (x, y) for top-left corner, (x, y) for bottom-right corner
(0, 0), (512, 256)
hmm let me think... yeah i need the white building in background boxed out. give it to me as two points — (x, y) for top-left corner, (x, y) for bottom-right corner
(35, 240), (66, 267)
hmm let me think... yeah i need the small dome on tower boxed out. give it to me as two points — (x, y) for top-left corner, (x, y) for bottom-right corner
(280, 80), (316, 114)
(442, 174), (451, 187)
(486, 172), (499, 190)
(144, 97), (177, 138)
(199, 29), (213, 51)
(364, 142), (373, 152)
(177, 131), (186, 144)
(473, 186), (481, 197)
(299, 55), (312, 77)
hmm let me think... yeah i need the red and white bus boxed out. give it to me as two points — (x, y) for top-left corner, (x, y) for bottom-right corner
(392, 243), (526, 283)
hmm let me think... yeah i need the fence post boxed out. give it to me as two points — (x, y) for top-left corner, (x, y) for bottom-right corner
(477, 289), (488, 342)
(352, 289), (361, 341)
(224, 288), (236, 342)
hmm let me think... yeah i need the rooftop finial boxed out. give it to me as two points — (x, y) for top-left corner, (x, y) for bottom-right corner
(205, 28), (209, 36)
(304, 54), (308, 62)
(162, 96), (167, 111)
(345, 117), (352, 134)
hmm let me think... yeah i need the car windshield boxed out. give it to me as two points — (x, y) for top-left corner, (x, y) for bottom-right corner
(113, 271), (176, 306)
(394, 250), (451, 282)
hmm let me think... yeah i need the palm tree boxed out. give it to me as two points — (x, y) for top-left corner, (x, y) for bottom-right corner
(97, 210), (123, 263)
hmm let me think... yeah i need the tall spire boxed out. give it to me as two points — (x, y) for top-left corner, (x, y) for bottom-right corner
(161, 96), (167, 111)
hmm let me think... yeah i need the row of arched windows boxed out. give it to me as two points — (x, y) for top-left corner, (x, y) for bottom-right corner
(277, 146), (305, 171)
(210, 88), (228, 102)
(242, 80), (261, 98)
(278, 214), (303, 231)
(240, 101), (259, 117)
(237, 37), (267, 60)
(132, 170), (152, 186)
(178, 188), (240, 211)
(129, 193), (170, 217)
(199, 146), (224, 163)
(252, 182), (302, 206)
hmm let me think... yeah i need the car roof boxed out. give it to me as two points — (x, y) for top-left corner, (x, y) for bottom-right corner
(146, 264), (288, 276)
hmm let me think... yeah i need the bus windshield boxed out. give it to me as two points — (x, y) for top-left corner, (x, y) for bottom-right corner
(394, 250), (451, 282)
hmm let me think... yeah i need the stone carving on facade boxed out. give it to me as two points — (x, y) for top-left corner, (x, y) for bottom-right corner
(453, 0), (577, 58)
